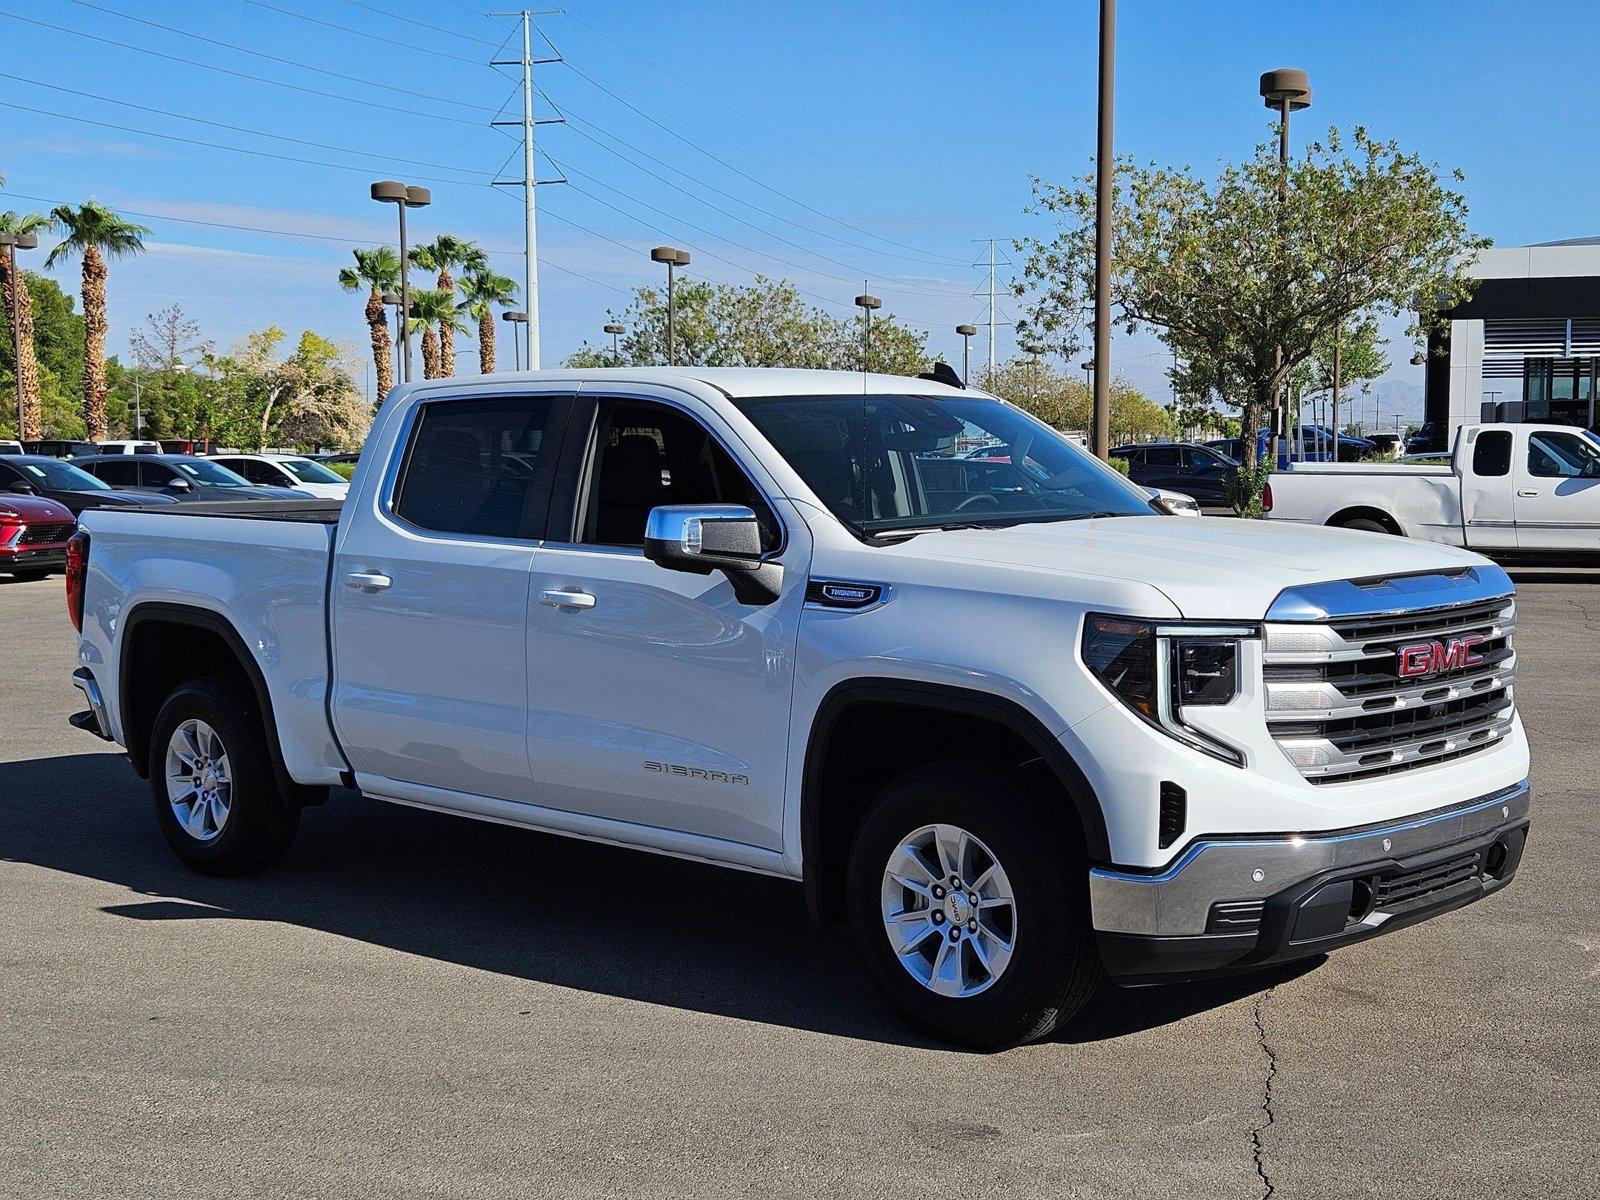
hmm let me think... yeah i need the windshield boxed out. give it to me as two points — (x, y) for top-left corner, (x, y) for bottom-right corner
(174, 459), (252, 486)
(277, 457), (345, 484)
(736, 393), (1154, 536)
(17, 459), (111, 490)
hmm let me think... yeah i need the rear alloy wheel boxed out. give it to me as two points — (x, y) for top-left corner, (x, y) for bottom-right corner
(149, 677), (299, 875)
(163, 718), (233, 843)
(847, 760), (1101, 1050)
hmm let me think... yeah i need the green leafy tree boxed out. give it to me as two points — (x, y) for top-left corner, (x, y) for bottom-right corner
(977, 357), (1170, 443)
(338, 247), (400, 403)
(199, 328), (369, 449)
(409, 235), (483, 377)
(1014, 125), (1486, 467)
(457, 268), (518, 374)
(567, 276), (929, 374)
(45, 201), (150, 439)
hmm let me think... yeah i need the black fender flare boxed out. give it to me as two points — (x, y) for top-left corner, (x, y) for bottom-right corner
(119, 601), (320, 805)
(799, 678), (1111, 921)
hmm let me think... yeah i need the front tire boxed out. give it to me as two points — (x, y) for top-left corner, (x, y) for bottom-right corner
(148, 677), (300, 875)
(846, 760), (1101, 1050)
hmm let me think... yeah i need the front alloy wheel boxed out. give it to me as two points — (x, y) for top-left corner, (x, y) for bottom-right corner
(881, 823), (1016, 997)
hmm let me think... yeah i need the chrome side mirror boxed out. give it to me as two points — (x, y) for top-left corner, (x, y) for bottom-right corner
(643, 504), (781, 605)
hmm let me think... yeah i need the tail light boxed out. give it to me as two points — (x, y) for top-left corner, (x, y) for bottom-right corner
(1261, 481), (1273, 512)
(66, 530), (90, 632)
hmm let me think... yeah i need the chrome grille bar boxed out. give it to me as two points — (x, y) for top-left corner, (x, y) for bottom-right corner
(1263, 589), (1518, 785)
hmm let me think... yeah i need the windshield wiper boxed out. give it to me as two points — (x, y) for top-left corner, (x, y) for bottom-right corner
(1057, 511), (1127, 522)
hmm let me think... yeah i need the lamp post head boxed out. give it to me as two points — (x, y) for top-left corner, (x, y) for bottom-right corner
(404, 186), (431, 208)
(11, 232), (37, 251)
(854, 294), (882, 311)
(604, 323), (625, 335)
(502, 311), (528, 323)
(651, 246), (690, 266)
(955, 324), (977, 337)
(381, 291), (402, 306)
(1260, 68), (1311, 110)
(0, 233), (13, 248)
(371, 180), (408, 204)
(1410, 351), (1428, 366)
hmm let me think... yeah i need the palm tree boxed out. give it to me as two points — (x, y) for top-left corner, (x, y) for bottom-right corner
(338, 246), (401, 405)
(410, 235), (483, 377)
(46, 201), (149, 440)
(457, 269), (518, 374)
(406, 290), (467, 380)
(0, 209), (50, 441)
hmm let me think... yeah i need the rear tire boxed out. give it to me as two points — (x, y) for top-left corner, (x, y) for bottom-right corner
(1337, 516), (1393, 534)
(148, 677), (300, 875)
(846, 760), (1101, 1051)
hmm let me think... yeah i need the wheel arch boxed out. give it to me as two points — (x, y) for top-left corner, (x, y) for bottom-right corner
(800, 678), (1110, 926)
(119, 602), (321, 806)
(1327, 505), (1405, 535)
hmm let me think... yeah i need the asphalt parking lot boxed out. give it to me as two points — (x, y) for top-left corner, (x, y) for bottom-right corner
(1, 570), (1596, 1200)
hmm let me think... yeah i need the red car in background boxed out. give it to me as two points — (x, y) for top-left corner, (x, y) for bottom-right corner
(0, 493), (76, 579)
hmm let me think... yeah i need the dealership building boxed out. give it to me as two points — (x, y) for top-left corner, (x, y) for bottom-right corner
(1426, 239), (1600, 437)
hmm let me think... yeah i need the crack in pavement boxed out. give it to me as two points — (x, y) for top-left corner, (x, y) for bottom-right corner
(1559, 593), (1597, 632)
(1249, 987), (1279, 1199)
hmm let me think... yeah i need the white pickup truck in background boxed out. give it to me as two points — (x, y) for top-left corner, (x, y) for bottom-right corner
(64, 368), (1532, 1049)
(1264, 423), (1600, 555)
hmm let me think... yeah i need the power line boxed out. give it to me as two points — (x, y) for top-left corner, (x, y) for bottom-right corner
(334, 0), (499, 47)
(560, 8), (983, 234)
(1, 72), (496, 178)
(0, 187), (629, 294)
(0, 8), (486, 127)
(65, 0), (492, 114)
(0, 101), (489, 188)
(556, 54), (969, 266)
(240, 0), (489, 66)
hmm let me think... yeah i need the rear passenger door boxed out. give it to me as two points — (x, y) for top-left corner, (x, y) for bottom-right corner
(522, 390), (810, 851)
(330, 391), (573, 804)
(1458, 428), (1518, 550)
(88, 458), (143, 490)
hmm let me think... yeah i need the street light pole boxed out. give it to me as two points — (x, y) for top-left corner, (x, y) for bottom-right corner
(956, 324), (977, 386)
(1259, 68), (1311, 465)
(371, 182), (431, 384)
(502, 311), (528, 370)
(1090, 0), (1116, 461)
(650, 247), (690, 365)
(604, 322), (624, 365)
(855, 291), (882, 372)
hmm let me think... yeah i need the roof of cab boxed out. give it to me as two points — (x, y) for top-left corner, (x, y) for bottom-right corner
(397, 366), (972, 401)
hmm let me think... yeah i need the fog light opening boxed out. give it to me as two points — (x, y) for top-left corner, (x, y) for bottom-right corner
(1348, 877), (1377, 924)
(1485, 839), (1510, 880)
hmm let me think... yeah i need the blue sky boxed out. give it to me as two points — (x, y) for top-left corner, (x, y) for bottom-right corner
(1, 1), (1594, 416)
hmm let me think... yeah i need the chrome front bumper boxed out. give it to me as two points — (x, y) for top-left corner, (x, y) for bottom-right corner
(1090, 781), (1531, 979)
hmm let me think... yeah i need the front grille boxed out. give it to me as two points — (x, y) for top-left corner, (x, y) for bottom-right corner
(17, 522), (74, 546)
(1373, 849), (1483, 910)
(1264, 593), (1516, 784)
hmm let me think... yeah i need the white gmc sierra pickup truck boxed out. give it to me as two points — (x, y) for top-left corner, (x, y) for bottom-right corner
(65, 368), (1531, 1049)
(1265, 422), (1600, 554)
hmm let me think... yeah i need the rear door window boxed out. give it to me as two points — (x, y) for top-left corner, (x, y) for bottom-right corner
(394, 396), (566, 539)
(93, 459), (140, 487)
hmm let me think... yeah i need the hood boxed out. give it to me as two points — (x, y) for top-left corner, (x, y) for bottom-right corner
(895, 515), (1485, 619)
(84, 490), (179, 508)
(184, 485), (306, 502)
(0, 494), (74, 523)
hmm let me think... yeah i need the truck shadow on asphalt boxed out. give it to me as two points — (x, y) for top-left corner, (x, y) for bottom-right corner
(2, 751), (1319, 1051)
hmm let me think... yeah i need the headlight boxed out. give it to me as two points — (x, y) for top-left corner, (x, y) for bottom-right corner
(1082, 614), (1258, 765)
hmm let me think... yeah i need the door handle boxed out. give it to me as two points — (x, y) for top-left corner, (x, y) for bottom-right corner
(1517, 490), (1540, 498)
(540, 587), (596, 609)
(345, 570), (392, 591)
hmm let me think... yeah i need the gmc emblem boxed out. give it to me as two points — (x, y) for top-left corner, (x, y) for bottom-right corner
(1396, 634), (1487, 678)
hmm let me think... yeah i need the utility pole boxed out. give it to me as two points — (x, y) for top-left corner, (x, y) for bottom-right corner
(987, 239), (997, 381)
(492, 9), (565, 372)
(1092, 0), (1115, 460)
